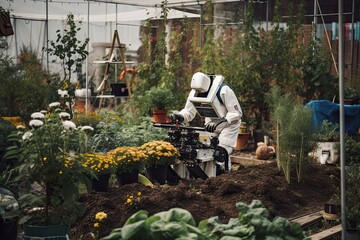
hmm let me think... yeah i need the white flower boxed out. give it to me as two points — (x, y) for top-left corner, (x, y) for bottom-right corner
(63, 120), (76, 130)
(49, 102), (61, 108)
(59, 112), (71, 120)
(40, 110), (47, 114)
(81, 126), (94, 132)
(58, 89), (69, 98)
(16, 125), (26, 130)
(31, 112), (45, 119)
(22, 131), (33, 140)
(29, 119), (44, 128)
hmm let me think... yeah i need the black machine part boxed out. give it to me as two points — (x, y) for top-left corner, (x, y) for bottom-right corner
(213, 146), (229, 172)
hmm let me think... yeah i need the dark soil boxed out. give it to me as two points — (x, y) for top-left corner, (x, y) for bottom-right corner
(70, 161), (340, 239)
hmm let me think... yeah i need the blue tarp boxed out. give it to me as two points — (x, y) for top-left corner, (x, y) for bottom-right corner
(305, 100), (360, 135)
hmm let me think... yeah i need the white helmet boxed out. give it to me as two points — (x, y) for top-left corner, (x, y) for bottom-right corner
(190, 72), (210, 93)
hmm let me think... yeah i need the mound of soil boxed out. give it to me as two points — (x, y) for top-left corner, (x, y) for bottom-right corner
(70, 161), (340, 239)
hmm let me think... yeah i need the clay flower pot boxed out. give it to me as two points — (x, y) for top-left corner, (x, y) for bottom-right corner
(152, 109), (169, 123)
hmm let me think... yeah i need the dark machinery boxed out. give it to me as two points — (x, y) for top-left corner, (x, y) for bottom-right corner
(153, 123), (220, 183)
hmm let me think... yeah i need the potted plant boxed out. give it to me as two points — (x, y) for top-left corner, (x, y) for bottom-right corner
(13, 103), (93, 226)
(344, 86), (358, 105)
(0, 186), (20, 240)
(139, 140), (180, 184)
(312, 120), (340, 165)
(108, 146), (146, 186)
(140, 86), (176, 123)
(80, 153), (115, 192)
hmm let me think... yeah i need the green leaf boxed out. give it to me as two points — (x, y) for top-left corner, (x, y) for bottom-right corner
(100, 228), (122, 240)
(124, 210), (149, 226)
(121, 220), (146, 240)
(154, 208), (195, 226)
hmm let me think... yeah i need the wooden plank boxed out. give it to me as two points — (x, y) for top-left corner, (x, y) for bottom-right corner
(230, 153), (274, 166)
(291, 211), (323, 228)
(310, 224), (342, 240)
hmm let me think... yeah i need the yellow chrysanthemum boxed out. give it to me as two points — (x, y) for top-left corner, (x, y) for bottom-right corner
(95, 211), (107, 221)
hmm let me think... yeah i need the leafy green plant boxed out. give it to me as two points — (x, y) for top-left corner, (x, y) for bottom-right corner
(268, 86), (315, 183)
(345, 87), (357, 99)
(0, 47), (52, 120)
(199, 200), (306, 239)
(45, 13), (89, 86)
(90, 112), (123, 153)
(0, 118), (20, 187)
(0, 186), (20, 223)
(72, 112), (105, 129)
(12, 104), (93, 226)
(44, 13), (89, 117)
(100, 200), (307, 240)
(116, 117), (167, 146)
(344, 135), (360, 165)
(345, 162), (360, 230)
(315, 120), (340, 142)
(101, 207), (205, 240)
(140, 86), (176, 113)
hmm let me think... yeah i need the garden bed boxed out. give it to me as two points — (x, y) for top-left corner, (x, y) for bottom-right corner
(70, 161), (340, 239)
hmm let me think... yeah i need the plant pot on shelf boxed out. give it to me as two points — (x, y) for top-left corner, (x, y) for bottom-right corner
(235, 132), (251, 151)
(152, 109), (169, 123)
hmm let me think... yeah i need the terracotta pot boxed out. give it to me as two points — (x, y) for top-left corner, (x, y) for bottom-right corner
(152, 109), (169, 123)
(235, 132), (251, 151)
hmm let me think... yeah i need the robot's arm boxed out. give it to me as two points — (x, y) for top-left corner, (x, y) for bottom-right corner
(178, 92), (198, 123)
(205, 118), (228, 132)
(221, 86), (243, 124)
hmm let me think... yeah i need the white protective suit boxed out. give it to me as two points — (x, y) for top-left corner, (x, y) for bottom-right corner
(177, 73), (243, 170)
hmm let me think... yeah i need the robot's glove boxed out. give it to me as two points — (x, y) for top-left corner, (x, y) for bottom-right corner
(168, 113), (184, 124)
(205, 118), (228, 132)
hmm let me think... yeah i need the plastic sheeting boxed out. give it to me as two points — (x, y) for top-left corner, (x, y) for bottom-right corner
(305, 100), (360, 135)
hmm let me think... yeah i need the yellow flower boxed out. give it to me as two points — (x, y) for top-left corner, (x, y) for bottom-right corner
(95, 212), (107, 221)
(137, 192), (141, 197)
(140, 141), (179, 167)
(109, 146), (145, 174)
(94, 222), (99, 228)
(81, 153), (114, 174)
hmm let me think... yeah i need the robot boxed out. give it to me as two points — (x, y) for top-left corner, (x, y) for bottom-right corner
(153, 123), (219, 182)
(154, 72), (242, 183)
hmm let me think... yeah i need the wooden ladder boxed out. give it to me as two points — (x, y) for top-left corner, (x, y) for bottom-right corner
(97, 30), (131, 112)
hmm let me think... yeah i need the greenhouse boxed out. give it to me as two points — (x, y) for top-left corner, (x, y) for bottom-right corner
(0, 0), (360, 239)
